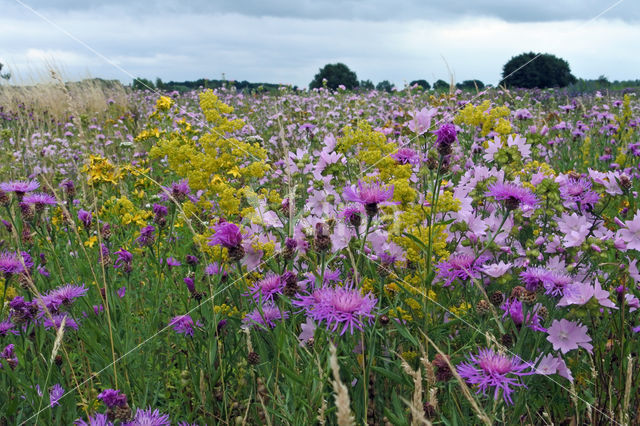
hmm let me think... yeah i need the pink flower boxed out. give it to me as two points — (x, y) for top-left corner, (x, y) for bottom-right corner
(407, 107), (437, 135)
(535, 354), (573, 382)
(557, 213), (590, 248)
(619, 210), (640, 251)
(546, 319), (593, 354)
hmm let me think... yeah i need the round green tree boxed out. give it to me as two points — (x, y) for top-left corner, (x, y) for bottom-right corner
(309, 63), (359, 90)
(502, 52), (576, 89)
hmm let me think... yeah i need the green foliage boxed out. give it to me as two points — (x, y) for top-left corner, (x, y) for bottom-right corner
(0, 62), (10, 81)
(409, 79), (430, 90)
(309, 63), (359, 90)
(433, 79), (450, 91)
(502, 52), (577, 89)
(359, 79), (375, 90)
(132, 77), (155, 91)
(376, 80), (393, 92)
(456, 79), (484, 91)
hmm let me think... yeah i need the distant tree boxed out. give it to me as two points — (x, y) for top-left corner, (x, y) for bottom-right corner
(596, 75), (610, 87)
(309, 63), (358, 90)
(132, 78), (155, 91)
(456, 80), (485, 91)
(155, 77), (166, 90)
(409, 79), (430, 90)
(502, 52), (576, 89)
(433, 79), (450, 91)
(0, 62), (10, 81)
(376, 80), (393, 92)
(359, 79), (375, 90)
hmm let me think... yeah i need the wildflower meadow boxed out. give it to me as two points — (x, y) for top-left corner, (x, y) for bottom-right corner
(0, 82), (639, 425)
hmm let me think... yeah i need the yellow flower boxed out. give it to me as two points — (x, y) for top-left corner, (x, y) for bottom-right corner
(84, 236), (98, 248)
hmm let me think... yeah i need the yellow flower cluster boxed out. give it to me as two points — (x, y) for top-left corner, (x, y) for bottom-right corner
(81, 155), (121, 185)
(455, 100), (512, 136)
(101, 196), (152, 227)
(149, 90), (270, 218)
(0, 279), (17, 301)
(214, 303), (242, 319)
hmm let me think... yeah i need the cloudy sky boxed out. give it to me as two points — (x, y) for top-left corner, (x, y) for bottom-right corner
(0, 0), (638, 88)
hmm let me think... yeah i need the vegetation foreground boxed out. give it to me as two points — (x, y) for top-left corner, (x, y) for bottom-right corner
(0, 83), (639, 425)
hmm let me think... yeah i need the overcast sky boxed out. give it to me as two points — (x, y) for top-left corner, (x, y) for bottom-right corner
(1, 0), (638, 88)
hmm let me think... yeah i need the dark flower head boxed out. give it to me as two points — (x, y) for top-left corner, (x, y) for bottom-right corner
(136, 225), (155, 247)
(457, 348), (532, 405)
(59, 179), (75, 196)
(113, 248), (133, 272)
(434, 123), (457, 156)
(185, 254), (198, 265)
(152, 203), (168, 217)
(183, 276), (195, 293)
(208, 222), (243, 249)
(485, 182), (539, 210)
(0, 343), (18, 369)
(170, 179), (191, 201)
(341, 205), (363, 228)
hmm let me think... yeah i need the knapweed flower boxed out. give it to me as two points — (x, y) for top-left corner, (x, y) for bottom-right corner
(40, 284), (88, 312)
(168, 315), (202, 336)
(9, 296), (38, 324)
(343, 180), (394, 217)
(136, 225), (155, 247)
(208, 221), (244, 261)
(77, 209), (92, 228)
(59, 179), (75, 196)
(74, 413), (112, 426)
(341, 205), (363, 228)
(97, 389), (127, 408)
(559, 177), (599, 211)
(22, 193), (57, 211)
(0, 180), (39, 197)
(436, 254), (488, 287)
(520, 266), (554, 291)
(293, 286), (377, 335)
(43, 314), (79, 331)
(169, 179), (190, 202)
(0, 251), (26, 276)
(247, 273), (285, 303)
(390, 148), (419, 165)
(49, 383), (64, 407)
(433, 123), (457, 156)
(123, 408), (170, 426)
(242, 303), (288, 329)
(485, 182), (538, 210)
(457, 348), (532, 405)
(0, 320), (17, 336)
(0, 343), (18, 369)
(113, 248), (133, 273)
(546, 319), (593, 354)
(166, 257), (181, 268)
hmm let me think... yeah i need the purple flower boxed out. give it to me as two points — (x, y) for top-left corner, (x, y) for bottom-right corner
(123, 408), (170, 426)
(97, 388), (127, 409)
(0, 320), (17, 336)
(208, 222), (243, 249)
(9, 296), (38, 323)
(137, 225), (156, 247)
(153, 203), (168, 217)
(49, 383), (64, 407)
(559, 177), (599, 210)
(40, 284), (88, 312)
(433, 123), (457, 156)
(457, 348), (532, 405)
(166, 257), (181, 267)
(535, 354), (573, 382)
(341, 205), (363, 228)
(74, 413), (112, 426)
(117, 286), (126, 298)
(184, 276), (195, 293)
(436, 254), (488, 287)
(391, 148), (419, 165)
(59, 179), (75, 196)
(22, 193), (57, 209)
(114, 248), (133, 273)
(205, 262), (224, 276)
(293, 286), (377, 335)
(0, 180), (39, 195)
(0, 343), (18, 369)
(77, 209), (92, 228)
(480, 261), (512, 278)
(500, 299), (546, 332)
(485, 182), (538, 210)
(520, 266), (554, 292)
(247, 273), (285, 303)
(0, 251), (26, 275)
(243, 303), (288, 329)
(169, 315), (202, 336)
(546, 319), (593, 354)
(185, 254), (199, 265)
(542, 272), (573, 297)
(43, 314), (79, 331)
(343, 180), (394, 206)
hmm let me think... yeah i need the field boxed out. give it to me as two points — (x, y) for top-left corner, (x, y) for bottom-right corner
(0, 81), (639, 425)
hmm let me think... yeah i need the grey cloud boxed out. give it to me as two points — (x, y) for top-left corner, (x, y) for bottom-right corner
(14, 0), (640, 22)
